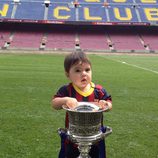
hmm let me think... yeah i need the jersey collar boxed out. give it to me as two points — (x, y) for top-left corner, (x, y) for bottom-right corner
(72, 82), (95, 97)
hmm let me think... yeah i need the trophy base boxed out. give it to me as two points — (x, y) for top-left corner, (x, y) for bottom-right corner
(78, 144), (91, 158)
(58, 127), (112, 158)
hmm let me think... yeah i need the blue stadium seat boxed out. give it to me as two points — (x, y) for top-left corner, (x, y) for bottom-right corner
(78, 4), (106, 22)
(107, 0), (134, 4)
(14, 2), (45, 20)
(0, 1), (14, 19)
(48, 3), (76, 21)
(50, 0), (73, 3)
(137, 0), (158, 4)
(20, 0), (44, 2)
(138, 5), (158, 24)
(79, 0), (104, 4)
(1, 0), (158, 25)
(108, 4), (138, 23)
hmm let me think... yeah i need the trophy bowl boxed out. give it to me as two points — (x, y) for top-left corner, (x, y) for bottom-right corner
(61, 102), (112, 158)
(63, 102), (108, 142)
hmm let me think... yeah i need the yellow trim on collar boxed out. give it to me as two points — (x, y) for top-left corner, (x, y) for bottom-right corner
(72, 82), (95, 97)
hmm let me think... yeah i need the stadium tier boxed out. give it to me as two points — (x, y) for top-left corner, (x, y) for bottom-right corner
(107, 27), (145, 51)
(0, 0), (158, 52)
(0, 30), (10, 47)
(0, 0), (158, 25)
(1, 23), (158, 52)
(9, 31), (44, 49)
(77, 27), (110, 51)
(46, 29), (76, 50)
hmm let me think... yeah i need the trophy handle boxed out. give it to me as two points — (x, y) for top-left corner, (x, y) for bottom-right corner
(58, 128), (67, 134)
(103, 126), (112, 138)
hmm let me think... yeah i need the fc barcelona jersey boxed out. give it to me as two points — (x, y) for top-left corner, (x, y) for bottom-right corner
(54, 82), (112, 128)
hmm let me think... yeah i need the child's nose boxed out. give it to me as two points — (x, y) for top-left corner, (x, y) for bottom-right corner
(82, 71), (87, 75)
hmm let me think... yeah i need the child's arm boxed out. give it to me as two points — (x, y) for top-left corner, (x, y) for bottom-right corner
(52, 97), (78, 110)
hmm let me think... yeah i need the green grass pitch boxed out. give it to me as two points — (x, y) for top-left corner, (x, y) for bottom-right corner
(0, 52), (158, 158)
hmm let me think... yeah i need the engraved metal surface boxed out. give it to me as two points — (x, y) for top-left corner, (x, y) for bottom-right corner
(61, 102), (112, 158)
(64, 102), (104, 137)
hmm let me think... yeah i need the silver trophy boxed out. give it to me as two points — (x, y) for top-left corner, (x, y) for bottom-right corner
(58, 102), (112, 158)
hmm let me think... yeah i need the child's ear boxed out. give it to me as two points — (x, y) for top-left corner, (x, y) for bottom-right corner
(65, 72), (69, 78)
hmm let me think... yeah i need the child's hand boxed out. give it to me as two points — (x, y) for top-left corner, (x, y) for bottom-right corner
(66, 98), (78, 109)
(98, 100), (112, 111)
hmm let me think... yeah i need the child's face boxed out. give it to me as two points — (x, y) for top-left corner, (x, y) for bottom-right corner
(66, 62), (92, 90)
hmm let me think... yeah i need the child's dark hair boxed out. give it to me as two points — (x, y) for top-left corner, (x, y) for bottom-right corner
(64, 51), (91, 73)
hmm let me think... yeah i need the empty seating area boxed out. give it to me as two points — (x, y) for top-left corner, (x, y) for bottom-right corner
(9, 31), (44, 50)
(0, 0), (158, 53)
(78, 28), (110, 51)
(1, 0), (158, 25)
(0, 30), (11, 48)
(107, 27), (145, 52)
(0, 23), (158, 53)
(46, 30), (76, 51)
(138, 28), (158, 51)
(142, 35), (158, 51)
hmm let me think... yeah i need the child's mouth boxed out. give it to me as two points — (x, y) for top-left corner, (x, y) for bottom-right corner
(81, 79), (86, 82)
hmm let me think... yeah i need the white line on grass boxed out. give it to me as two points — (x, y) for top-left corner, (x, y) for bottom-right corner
(97, 55), (158, 74)
(121, 61), (158, 74)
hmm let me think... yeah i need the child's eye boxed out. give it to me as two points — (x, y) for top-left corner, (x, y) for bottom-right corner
(75, 69), (81, 73)
(85, 68), (91, 72)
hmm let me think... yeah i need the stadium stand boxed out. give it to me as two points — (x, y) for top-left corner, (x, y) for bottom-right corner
(9, 31), (44, 50)
(46, 29), (76, 51)
(77, 27), (110, 51)
(107, 27), (146, 52)
(142, 35), (158, 51)
(0, 0), (158, 53)
(0, 30), (11, 48)
(138, 27), (158, 51)
(1, 0), (158, 24)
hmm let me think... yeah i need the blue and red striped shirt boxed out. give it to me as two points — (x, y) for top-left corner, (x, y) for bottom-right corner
(54, 82), (112, 128)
